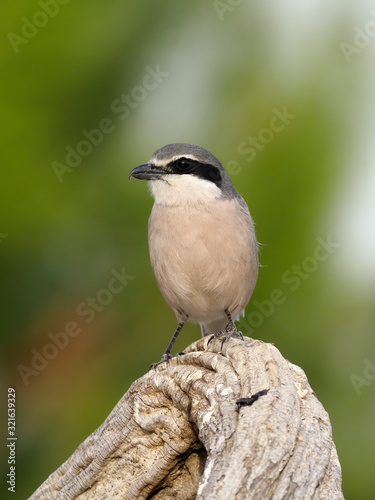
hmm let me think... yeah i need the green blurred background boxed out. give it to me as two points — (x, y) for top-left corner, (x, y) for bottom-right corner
(1, 1), (374, 498)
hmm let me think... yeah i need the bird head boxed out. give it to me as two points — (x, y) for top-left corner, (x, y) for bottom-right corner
(129, 143), (238, 205)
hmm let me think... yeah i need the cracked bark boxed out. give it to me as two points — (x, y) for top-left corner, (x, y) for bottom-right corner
(29, 337), (344, 500)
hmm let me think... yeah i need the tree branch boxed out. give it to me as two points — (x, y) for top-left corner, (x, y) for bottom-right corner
(29, 337), (344, 499)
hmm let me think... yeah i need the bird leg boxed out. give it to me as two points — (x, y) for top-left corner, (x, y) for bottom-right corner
(208, 309), (244, 349)
(224, 309), (237, 333)
(149, 320), (185, 369)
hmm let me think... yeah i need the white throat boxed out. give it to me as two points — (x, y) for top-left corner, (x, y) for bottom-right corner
(149, 174), (222, 206)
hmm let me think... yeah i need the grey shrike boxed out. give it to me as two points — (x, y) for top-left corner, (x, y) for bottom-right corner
(129, 143), (258, 364)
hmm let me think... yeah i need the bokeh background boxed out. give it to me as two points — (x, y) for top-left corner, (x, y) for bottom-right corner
(1, 1), (375, 498)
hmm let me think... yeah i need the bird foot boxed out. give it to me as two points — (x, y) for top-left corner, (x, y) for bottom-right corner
(148, 352), (172, 371)
(208, 322), (244, 349)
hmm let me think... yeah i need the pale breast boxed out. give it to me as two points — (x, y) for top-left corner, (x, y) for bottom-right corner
(148, 197), (258, 323)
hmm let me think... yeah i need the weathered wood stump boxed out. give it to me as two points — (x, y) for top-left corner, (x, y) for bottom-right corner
(30, 336), (344, 499)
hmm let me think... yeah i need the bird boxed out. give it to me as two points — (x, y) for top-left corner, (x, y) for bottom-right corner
(129, 143), (258, 364)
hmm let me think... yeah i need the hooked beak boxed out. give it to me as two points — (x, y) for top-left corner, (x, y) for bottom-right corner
(129, 163), (165, 181)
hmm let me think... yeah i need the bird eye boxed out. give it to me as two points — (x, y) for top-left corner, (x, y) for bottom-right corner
(175, 158), (191, 171)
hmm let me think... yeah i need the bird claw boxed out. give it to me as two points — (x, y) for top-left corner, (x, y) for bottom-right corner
(220, 328), (243, 349)
(208, 323), (244, 349)
(148, 352), (172, 370)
